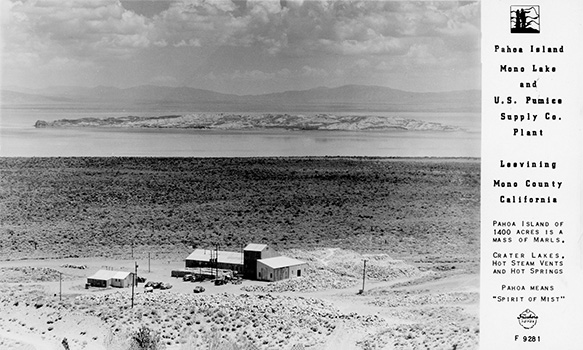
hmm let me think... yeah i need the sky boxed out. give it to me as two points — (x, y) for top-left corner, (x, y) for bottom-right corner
(1, 0), (480, 95)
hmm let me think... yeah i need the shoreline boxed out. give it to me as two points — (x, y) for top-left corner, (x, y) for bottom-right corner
(0, 154), (481, 161)
(32, 112), (466, 132)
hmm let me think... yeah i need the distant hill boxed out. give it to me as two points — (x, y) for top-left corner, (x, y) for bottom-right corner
(253, 85), (480, 112)
(1, 84), (480, 112)
(2, 85), (235, 104)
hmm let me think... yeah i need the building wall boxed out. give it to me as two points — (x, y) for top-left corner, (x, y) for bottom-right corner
(111, 275), (132, 288)
(273, 267), (289, 281)
(244, 246), (279, 279)
(244, 251), (262, 279)
(185, 260), (243, 273)
(88, 275), (132, 288)
(289, 264), (307, 278)
(257, 262), (308, 282)
(261, 246), (279, 259)
(257, 266), (289, 282)
(185, 259), (207, 269)
(87, 278), (109, 288)
(257, 263), (273, 281)
(222, 263), (243, 273)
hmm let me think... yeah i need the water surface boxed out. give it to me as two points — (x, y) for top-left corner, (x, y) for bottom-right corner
(0, 107), (480, 157)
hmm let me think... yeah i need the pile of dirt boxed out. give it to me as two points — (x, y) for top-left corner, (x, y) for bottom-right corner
(289, 249), (422, 280)
(241, 272), (356, 293)
(242, 249), (422, 293)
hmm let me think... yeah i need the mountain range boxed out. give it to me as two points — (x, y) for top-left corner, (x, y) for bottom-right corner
(1, 84), (480, 113)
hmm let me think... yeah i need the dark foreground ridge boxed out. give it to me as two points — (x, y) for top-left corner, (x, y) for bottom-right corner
(0, 157), (479, 261)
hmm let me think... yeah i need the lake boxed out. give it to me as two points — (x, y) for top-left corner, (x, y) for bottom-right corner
(0, 107), (480, 157)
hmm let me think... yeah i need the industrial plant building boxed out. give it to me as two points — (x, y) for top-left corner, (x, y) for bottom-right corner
(185, 248), (244, 273)
(184, 243), (306, 282)
(242, 243), (280, 279)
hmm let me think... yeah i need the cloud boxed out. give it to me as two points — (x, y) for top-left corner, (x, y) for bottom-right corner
(149, 75), (179, 86)
(204, 68), (292, 82)
(4, 1), (479, 61)
(173, 38), (201, 47)
(1, 0), (480, 91)
(3, 0), (153, 65)
(301, 65), (329, 77)
(232, 68), (292, 81)
(354, 58), (370, 69)
(120, 0), (174, 18)
(148, 0), (479, 57)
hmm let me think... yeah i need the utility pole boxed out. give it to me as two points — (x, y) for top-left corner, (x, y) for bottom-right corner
(361, 259), (367, 294)
(59, 271), (62, 301)
(131, 262), (138, 308)
(131, 269), (134, 308)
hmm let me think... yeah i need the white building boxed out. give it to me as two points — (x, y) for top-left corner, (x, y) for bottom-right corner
(256, 256), (307, 282)
(87, 270), (133, 288)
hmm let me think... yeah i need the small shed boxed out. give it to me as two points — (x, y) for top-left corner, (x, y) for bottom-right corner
(243, 243), (279, 279)
(87, 270), (133, 288)
(256, 256), (307, 282)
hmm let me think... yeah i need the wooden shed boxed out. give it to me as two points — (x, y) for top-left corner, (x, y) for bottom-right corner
(256, 256), (307, 282)
(87, 270), (133, 288)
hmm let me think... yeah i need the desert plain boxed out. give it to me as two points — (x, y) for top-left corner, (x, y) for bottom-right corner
(0, 157), (480, 350)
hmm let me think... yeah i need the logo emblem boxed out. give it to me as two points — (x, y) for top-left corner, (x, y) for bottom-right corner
(517, 309), (538, 329)
(511, 5), (540, 33)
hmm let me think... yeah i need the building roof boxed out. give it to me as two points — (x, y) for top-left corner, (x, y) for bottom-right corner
(257, 256), (307, 269)
(244, 243), (268, 252)
(186, 249), (243, 265)
(88, 270), (131, 281)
